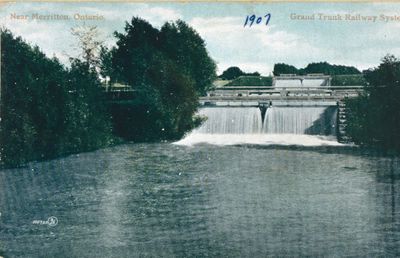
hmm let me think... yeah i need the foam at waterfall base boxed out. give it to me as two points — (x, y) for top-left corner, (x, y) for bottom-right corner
(174, 133), (344, 147)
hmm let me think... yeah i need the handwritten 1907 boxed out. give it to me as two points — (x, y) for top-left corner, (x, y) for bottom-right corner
(244, 13), (271, 27)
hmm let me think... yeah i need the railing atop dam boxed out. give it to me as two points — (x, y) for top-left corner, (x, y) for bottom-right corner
(200, 86), (364, 106)
(101, 80), (364, 107)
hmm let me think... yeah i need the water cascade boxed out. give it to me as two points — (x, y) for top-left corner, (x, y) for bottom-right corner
(263, 106), (337, 135)
(176, 106), (341, 146)
(194, 107), (263, 134)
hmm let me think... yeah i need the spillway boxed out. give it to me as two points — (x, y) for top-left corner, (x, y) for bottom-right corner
(194, 107), (263, 134)
(263, 106), (337, 135)
(176, 106), (340, 146)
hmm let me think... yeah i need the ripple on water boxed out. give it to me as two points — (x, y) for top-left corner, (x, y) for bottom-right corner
(0, 143), (399, 257)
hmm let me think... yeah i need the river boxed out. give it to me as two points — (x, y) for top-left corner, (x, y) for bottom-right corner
(0, 142), (399, 257)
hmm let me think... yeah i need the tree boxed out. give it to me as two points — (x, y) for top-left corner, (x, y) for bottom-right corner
(219, 67), (261, 80)
(0, 29), (114, 167)
(302, 62), (360, 75)
(99, 45), (116, 84)
(160, 20), (217, 95)
(111, 17), (160, 87)
(273, 63), (299, 76)
(346, 54), (400, 150)
(250, 71), (261, 76)
(219, 67), (245, 80)
(1, 29), (68, 166)
(63, 59), (114, 151)
(106, 17), (207, 141)
(71, 25), (103, 69)
(273, 62), (361, 76)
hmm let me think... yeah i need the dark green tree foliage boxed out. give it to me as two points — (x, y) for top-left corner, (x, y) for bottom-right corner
(111, 57), (201, 141)
(346, 55), (400, 150)
(112, 18), (161, 86)
(146, 57), (201, 139)
(273, 62), (361, 76)
(63, 60), (114, 151)
(160, 20), (217, 95)
(1, 30), (65, 166)
(0, 30), (113, 167)
(219, 67), (245, 80)
(105, 17), (214, 141)
(302, 62), (360, 75)
(219, 66), (260, 80)
(273, 63), (299, 76)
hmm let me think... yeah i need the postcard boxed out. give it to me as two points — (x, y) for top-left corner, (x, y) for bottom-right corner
(1, 1), (400, 257)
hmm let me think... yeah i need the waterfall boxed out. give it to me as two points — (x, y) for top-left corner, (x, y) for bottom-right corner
(194, 107), (263, 134)
(175, 106), (341, 146)
(263, 106), (337, 135)
(194, 106), (337, 135)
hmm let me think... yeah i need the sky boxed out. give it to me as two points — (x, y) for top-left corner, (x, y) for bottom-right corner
(2, 2), (400, 75)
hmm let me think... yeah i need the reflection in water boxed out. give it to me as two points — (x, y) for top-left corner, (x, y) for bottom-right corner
(0, 143), (400, 257)
(370, 158), (400, 256)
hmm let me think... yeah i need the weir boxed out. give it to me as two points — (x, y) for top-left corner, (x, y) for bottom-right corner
(194, 107), (263, 134)
(263, 106), (337, 135)
(193, 75), (364, 143)
(195, 106), (337, 137)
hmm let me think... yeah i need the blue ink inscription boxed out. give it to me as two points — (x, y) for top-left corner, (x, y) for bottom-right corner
(244, 13), (271, 27)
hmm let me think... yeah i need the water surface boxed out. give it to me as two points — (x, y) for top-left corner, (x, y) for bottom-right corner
(0, 143), (399, 257)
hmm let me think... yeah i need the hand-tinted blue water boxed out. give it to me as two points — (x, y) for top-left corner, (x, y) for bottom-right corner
(0, 143), (399, 257)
